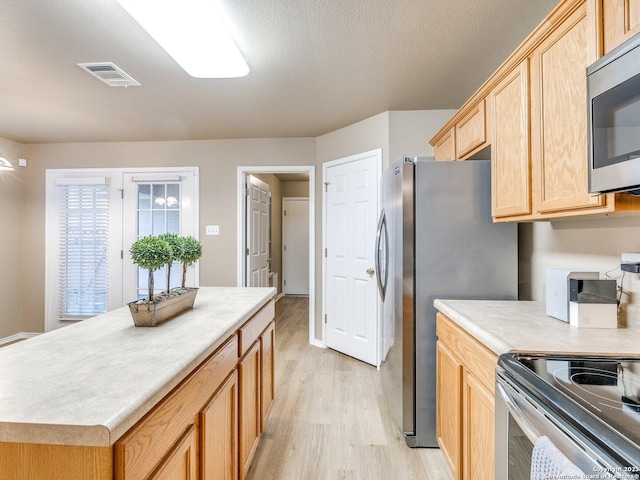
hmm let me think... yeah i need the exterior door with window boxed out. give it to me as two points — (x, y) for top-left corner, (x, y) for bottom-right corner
(45, 168), (198, 331)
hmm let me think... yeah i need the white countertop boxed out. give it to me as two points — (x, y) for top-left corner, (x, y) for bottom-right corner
(0, 287), (275, 447)
(434, 299), (640, 357)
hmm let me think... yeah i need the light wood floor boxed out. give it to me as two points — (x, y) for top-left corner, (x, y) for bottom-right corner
(246, 296), (454, 480)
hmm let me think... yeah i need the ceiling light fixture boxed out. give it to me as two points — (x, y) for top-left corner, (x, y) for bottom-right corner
(116, 0), (249, 78)
(0, 156), (14, 171)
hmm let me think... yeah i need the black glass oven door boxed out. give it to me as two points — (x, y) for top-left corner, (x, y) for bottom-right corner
(591, 72), (640, 169)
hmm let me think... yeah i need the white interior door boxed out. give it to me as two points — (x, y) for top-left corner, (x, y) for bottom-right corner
(282, 197), (309, 295)
(246, 175), (270, 287)
(325, 150), (380, 366)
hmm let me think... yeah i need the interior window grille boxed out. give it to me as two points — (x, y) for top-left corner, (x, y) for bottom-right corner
(133, 179), (182, 298)
(57, 178), (109, 319)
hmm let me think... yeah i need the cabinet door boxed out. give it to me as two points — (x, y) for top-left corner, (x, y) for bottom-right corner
(490, 60), (531, 219)
(433, 127), (456, 161)
(239, 341), (261, 480)
(456, 100), (487, 159)
(531, 2), (604, 214)
(201, 371), (238, 480)
(149, 425), (198, 480)
(260, 321), (275, 431)
(603, 0), (640, 53)
(436, 341), (463, 480)
(462, 372), (494, 480)
(115, 336), (239, 480)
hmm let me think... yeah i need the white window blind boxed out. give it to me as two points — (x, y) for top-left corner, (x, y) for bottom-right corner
(57, 180), (110, 319)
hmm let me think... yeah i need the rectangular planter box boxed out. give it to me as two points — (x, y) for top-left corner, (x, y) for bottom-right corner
(128, 288), (198, 327)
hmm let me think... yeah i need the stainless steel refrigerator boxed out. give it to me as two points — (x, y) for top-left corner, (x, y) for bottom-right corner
(375, 157), (517, 447)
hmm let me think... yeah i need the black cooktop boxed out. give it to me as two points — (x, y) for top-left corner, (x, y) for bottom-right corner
(499, 353), (640, 470)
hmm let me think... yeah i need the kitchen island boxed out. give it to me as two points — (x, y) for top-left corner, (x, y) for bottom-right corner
(0, 286), (276, 480)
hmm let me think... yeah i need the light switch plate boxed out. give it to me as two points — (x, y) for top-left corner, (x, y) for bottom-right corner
(205, 225), (220, 236)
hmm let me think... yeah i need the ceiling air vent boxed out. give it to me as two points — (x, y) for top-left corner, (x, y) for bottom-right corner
(77, 62), (141, 87)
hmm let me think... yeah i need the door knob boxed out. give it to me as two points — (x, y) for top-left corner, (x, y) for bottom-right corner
(366, 267), (375, 277)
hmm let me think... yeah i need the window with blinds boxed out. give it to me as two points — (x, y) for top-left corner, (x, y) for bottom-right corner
(57, 179), (110, 319)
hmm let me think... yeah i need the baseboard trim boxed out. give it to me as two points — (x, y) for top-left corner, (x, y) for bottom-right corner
(312, 339), (325, 349)
(0, 332), (40, 347)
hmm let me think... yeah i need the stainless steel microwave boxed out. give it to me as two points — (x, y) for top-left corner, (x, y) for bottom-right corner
(588, 32), (640, 195)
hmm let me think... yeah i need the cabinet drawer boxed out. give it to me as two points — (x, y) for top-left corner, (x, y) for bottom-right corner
(436, 313), (497, 393)
(455, 100), (487, 158)
(115, 335), (239, 480)
(239, 299), (275, 358)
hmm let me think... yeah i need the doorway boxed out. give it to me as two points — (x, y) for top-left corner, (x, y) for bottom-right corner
(45, 167), (199, 332)
(323, 149), (381, 366)
(282, 197), (310, 295)
(237, 166), (315, 345)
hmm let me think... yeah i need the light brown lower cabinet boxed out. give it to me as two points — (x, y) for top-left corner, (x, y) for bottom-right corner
(0, 299), (276, 480)
(239, 317), (276, 480)
(115, 334), (240, 480)
(148, 424), (199, 480)
(260, 321), (275, 430)
(239, 340), (261, 480)
(436, 312), (497, 480)
(436, 340), (463, 480)
(201, 371), (239, 480)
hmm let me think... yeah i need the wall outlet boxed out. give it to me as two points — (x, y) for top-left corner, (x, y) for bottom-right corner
(205, 225), (220, 236)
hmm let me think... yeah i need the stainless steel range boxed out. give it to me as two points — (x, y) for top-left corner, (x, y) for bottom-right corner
(496, 353), (640, 479)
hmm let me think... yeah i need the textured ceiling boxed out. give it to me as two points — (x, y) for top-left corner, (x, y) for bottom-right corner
(0, 0), (559, 144)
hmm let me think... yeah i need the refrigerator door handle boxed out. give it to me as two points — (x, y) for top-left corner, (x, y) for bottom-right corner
(375, 208), (388, 301)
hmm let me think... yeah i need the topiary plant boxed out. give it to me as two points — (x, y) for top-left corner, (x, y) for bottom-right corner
(177, 236), (203, 288)
(158, 232), (182, 294)
(129, 235), (174, 302)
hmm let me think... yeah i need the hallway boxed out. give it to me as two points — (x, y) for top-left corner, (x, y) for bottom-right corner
(246, 296), (453, 480)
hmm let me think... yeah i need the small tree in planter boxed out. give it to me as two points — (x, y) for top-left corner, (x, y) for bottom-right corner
(129, 236), (173, 302)
(158, 232), (182, 294)
(177, 236), (203, 288)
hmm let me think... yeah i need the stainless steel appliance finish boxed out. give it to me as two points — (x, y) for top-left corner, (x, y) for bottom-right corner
(376, 157), (518, 447)
(496, 353), (640, 480)
(588, 31), (640, 195)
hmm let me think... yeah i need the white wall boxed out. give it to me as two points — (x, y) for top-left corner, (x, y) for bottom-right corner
(0, 137), (24, 337)
(7, 109), (640, 350)
(313, 109), (457, 341)
(20, 138), (315, 332)
(524, 216), (640, 325)
(388, 110), (456, 163)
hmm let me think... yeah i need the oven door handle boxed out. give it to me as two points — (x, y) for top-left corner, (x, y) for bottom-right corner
(496, 381), (541, 444)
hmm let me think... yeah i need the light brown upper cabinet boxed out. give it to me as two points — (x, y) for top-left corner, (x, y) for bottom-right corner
(455, 100), (487, 159)
(530, 1), (604, 216)
(430, 0), (640, 221)
(602, 0), (640, 54)
(489, 60), (531, 219)
(433, 127), (456, 161)
(431, 103), (488, 161)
